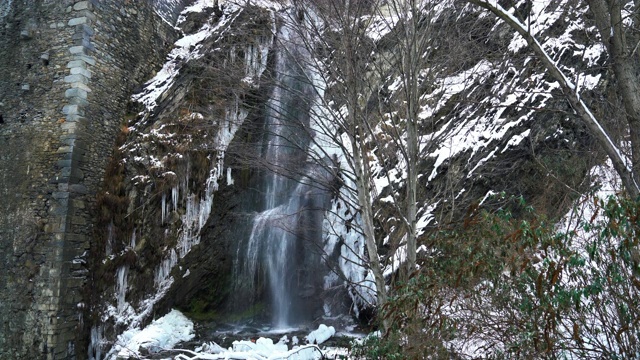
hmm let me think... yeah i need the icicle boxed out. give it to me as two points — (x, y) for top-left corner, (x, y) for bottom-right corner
(155, 249), (178, 285)
(106, 222), (114, 257)
(172, 186), (179, 212)
(161, 192), (166, 224)
(115, 265), (129, 312)
(245, 43), (254, 77)
(88, 324), (104, 360)
(149, 8), (270, 293)
(227, 167), (234, 186)
(130, 230), (136, 249)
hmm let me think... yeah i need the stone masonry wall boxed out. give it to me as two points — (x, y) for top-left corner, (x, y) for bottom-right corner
(0, 0), (183, 358)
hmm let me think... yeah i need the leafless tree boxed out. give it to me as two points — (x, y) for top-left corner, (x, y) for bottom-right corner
(367, 0), (447, 276)
(277, 0), (392, 326)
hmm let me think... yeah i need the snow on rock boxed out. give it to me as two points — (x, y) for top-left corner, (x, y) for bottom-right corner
(233, 338), (289, 355)
(322, 192), (378, 313)
(134, 3), (244, 111)
(154, 0), (188, 26)
(195, 341), (226, 354)
(109, 309), (195, 359)
(174, 340), (324, 360)
(102, 2), (276, 353)
(305, 324), (336, 345)
(177, 0), (220, 25)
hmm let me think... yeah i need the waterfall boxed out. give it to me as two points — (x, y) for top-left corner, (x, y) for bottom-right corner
(233, 13), (333, 328)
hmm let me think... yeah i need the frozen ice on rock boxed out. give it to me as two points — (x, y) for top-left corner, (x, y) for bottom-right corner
(258, 337), (288, 354)
(112, 309), (194, 359)
(305, 324), (336, 345)
(194, 341), (225, 354)
(110, 312), (340, 360)
(174, 339), (323, 360)
(231, 337), (288, 355)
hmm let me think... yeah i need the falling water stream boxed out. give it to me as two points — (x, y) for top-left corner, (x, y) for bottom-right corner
(233, 13), (333, 328)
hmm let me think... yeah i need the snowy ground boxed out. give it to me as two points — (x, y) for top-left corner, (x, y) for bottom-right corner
(107, 310), (352, 360)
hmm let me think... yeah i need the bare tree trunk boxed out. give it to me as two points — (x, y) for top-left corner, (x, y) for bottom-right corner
(403, 0), (419, 277)
(587, 0), (640, 196)
(339, 0), (390, 330)
(375, 0), (426, 277)
(352, 135), (389, 318)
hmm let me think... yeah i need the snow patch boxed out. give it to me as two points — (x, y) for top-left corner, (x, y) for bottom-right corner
(154, 0), (186, 26)
(177, 0), (219, 25)
(305, 324), (336, 345)
(110, 309), (194, 359)
(134, 4), (244, 111)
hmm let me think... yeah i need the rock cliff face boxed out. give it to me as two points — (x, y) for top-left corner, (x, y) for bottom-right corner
(0, 0), (615, 359)
(0, 0), (182, 358)
(86, 4), (280, 357)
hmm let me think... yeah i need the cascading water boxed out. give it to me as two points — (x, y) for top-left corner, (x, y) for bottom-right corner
(233, 12), (334, 328)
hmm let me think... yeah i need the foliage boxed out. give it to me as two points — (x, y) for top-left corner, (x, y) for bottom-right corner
(350, 333), (404, 360)
(363, 194), (640, 359)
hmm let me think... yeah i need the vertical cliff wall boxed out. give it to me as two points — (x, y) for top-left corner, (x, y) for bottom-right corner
(0, 0), (184, 358)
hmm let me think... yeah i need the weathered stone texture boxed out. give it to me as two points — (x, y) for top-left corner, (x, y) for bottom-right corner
(0, 0), (181, 358)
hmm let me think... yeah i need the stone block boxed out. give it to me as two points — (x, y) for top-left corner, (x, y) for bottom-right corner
(65, 88), (88, 99)
(79, 55), (96, 66)
(66, 114), (85, 123)
(75, 38), (95, 52)
(56, 146), (72, 154)
(75, 24), (94, 36)
(52, 192), (70, 200)
(69, 184), (88, 194)
(61, 122), (78, 131)
(67, 60), (87, 69)
(58, 152), (73, 161)
(69, 45), (87, 55)
(70, 67), (91, 78)
(67, 55), (96, 68)
(69, 82), (92, 93)
(72, 32), (89, 41)
(67, 96), (89, 107)
(53, 173), (71, 183)
(56, 159), (73, 169)
(73, 1), (91, 11)
(68, 17), (89, 27)
(61, 136), (80, 147)
(62, 104), (84, 116)
(77, 10), (96, 21)
(61, 137), (76, 147)
(48, 205), (68, 217)
(64, 74), (89, 84)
